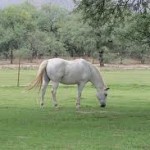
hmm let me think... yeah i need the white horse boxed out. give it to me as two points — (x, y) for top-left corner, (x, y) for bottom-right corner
(29, 58), (109, 108)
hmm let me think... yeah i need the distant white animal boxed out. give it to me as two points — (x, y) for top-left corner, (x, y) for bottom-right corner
(29, 58), (109, 108)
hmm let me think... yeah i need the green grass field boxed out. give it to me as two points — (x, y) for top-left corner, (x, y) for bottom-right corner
(0, 68), (150, 150)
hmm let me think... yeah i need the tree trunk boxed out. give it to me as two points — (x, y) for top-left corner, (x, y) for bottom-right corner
(140, 50), (145, 64)
(10, 49), (13, 64)
(99, 50), (104, 67)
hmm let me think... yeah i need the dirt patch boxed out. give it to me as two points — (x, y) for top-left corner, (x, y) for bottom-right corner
(0, 64), (39, 69)
(0, 60), (150, 70)
(101, 64), (150, 70)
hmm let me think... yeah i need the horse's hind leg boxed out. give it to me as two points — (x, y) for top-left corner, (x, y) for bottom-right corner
(51, 81), (59, 107)
(40, 74), (50, 107)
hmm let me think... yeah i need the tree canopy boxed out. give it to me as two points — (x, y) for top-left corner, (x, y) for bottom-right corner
(0, 1), (150, 64)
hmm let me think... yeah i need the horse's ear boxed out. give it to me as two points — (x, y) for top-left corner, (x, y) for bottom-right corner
(105, 87), (110, 91)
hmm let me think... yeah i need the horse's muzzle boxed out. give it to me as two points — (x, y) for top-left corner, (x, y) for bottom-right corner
(101, 104), (106, 108)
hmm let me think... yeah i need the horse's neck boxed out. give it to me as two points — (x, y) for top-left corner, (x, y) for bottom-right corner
(90, 66), (105, 91)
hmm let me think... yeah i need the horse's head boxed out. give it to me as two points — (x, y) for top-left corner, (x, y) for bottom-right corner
(96, 88), (109, 108)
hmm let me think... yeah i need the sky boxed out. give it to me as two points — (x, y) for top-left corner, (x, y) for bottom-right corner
(0, 0), (75, 10)
(0, 0), (25, 8)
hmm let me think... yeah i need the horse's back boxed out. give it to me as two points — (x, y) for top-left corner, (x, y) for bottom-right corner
(46, 58), (92, 84)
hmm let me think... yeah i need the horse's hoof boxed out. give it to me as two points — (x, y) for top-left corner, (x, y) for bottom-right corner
(40, 103), (44, 108)
(54, 104), (58, 107)
(54, 104), (59, 110)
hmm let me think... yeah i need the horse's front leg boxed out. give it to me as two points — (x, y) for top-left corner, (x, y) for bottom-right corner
(51, 82), (59, 108)
(76, 83), (85, 109)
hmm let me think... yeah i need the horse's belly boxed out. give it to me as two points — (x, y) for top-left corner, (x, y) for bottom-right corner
(60, 73), (89, 84)
(60, 77), (78, 84)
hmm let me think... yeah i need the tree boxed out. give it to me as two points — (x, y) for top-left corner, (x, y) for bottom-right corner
(74, 0), (150, 64)
(125, 13), (150, 63)
(35, 4), (68, 58)
(0, 3), (36, 63)
(75, 0), (150, 24)
(58, 13), (97, 57)
(37, 4), (68, 33)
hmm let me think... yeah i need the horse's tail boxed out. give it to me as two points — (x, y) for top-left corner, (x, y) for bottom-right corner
(28, 60), (48, 91)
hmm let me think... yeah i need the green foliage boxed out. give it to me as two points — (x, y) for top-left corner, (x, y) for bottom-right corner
(76, 0), (132, 27)
(76, 0), (150, 24)
(76, 0), (150, 63)
(58, 13), (96, 56)
(0, 3), (37, 63)
(35, 4), (68, 57)
(0, 1), (150, 63)
(0, 1), (119, 62)
(128, 13), (150, 46)
(112, 12), (150, 63)
(38, 4), (68, 33)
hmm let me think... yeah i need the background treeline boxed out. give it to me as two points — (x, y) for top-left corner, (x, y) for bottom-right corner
(0, 1), (150, 64)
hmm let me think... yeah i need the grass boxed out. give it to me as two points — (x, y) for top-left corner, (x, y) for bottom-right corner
(0, 68), (150, 149)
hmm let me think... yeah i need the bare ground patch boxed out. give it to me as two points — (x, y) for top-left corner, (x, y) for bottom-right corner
(0, 60), (150, 70)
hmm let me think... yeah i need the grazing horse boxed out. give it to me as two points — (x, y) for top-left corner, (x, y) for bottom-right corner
(28, 58), (109, 108)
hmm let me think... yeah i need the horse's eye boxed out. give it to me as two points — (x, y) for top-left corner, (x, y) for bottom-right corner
(104, 93), (107, 97)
